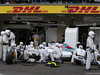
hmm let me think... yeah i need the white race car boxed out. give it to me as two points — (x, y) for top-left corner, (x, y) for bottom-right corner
(60, 44), (76, 63)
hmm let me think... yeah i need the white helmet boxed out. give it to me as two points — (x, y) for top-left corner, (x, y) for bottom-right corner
(1, 31), (5, 35)
(55, 43), (59, 47)
(42, 42), (46, 45)
(20, 42), (23, 45)
(11, 43), (16, 47)
(29, 41), (34, 48)
(88, 31), (95, 38)
(39, 44), (44, 48)
(79, 45), (83, 49)
(5, 30), (10, 35)
(77, 42), (80, 44)
(30, 41), (34, 44)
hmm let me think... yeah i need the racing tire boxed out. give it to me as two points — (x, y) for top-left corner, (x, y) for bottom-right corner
(6, 52), (14, 64)
(75, 60), (81, 65)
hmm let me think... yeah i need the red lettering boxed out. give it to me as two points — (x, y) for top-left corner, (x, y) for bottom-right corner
(13, 7), (23, 13)
(90, 7), (99, 13)
(33, 6), (42, 13)
(79, 7), (92, 13)
(68, 7), (79, 13)
(62, 6), (100, 14)
(22, 7), (35, 13)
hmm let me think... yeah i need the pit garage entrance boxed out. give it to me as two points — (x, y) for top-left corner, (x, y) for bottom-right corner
(1, 4), (100, 47)
(0, 14), (98, 46)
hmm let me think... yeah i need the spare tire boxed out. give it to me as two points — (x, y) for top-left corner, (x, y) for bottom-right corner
(75, 60), (81, 65)
(6, 52), (14, 64)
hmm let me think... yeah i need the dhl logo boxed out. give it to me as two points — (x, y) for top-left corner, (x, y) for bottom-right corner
(62, 6), (100, 13)
(7, 6), (48, 13)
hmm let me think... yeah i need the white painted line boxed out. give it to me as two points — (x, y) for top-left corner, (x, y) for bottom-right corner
(86, 73), (100, 75)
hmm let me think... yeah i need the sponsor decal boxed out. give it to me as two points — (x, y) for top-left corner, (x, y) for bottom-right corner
(7, 6), (48, 13)
(61, 6), (100, 14)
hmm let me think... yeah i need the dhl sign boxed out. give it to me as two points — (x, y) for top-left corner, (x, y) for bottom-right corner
(61, 6), (100, 14)
(0, 5), (100, 14)
(7, 6), (48, 13)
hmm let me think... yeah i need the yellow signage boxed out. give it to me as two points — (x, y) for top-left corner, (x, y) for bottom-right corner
(0, 5), (100, 14)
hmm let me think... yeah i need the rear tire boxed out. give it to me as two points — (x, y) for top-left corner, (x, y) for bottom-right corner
(75, 60), (81, 65)
(6, 52), (13, 64)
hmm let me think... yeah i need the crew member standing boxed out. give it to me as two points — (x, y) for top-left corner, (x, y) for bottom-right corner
(86, 31), (96, 71)
(2, 30), (10, 62)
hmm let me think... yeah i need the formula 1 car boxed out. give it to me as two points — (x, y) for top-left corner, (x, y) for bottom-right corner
(60, 44), (76, 63)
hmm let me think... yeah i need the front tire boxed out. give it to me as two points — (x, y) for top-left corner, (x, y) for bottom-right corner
(6, 52), (14, 64)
